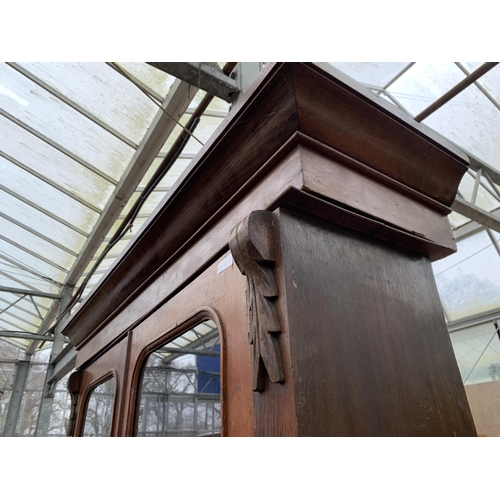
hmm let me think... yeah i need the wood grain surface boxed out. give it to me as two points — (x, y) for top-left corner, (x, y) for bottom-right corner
(276, 209), (476, 436)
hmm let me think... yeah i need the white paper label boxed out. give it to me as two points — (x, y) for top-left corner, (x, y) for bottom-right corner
(217, 253), (233, 274)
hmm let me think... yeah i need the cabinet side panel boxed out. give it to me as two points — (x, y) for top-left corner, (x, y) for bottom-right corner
(278, 210), (476, 436)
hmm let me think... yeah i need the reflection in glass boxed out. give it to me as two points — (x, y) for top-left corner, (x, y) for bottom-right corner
(82, 377), (115, 437)
(136, 320), (221, 437)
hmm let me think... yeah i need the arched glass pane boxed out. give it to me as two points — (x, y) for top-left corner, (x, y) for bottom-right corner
(82, 377), (115, 437)
(136, 319), (221, 437)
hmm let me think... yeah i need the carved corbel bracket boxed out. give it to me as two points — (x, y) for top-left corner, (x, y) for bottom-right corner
(229, 210), (284, 392)
(66, 369), (84, 436)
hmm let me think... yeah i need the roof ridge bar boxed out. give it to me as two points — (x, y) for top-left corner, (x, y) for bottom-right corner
(6, 62), (140, 149)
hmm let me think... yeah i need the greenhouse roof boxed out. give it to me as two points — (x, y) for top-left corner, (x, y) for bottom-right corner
(1, 61), (500, 355)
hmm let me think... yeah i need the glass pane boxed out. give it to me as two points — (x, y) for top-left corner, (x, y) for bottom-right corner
(0, 238), (68, 285)
(18, 62), (159, 146)
(0, 190), (87, 253)
(136, 319), (221, 437)
(115, 63), (176, 99)
(15, 362), (46, 436)
(82, 377), (116, 437)
(0, 339), (19, 435)
(433, 231), (500, 320)
(328, 62), (412, 88)
(453, 322), (500, 386)
(386, 62), (465, 116)
(0, 217), (77, 271)
(423, 82), (500, 175)
(458, 171), (500, 212)
(47, 373), (73, 436)
(0, 114), (115, 208)
(447, 211), (470, 229)
(1, 155), (100, 234)
(461, 62), (500, 104)
(0, 63), (135, 181)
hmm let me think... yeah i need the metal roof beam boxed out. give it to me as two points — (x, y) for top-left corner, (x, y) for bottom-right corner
(0, 296), (45, 321)
(0, 285), (61, 299)
(147, 62), (240, 103)
(48, 343), (77, 384)
(25, 298), (60, 355)
(452, 195), (500, 233)
(0, 331), (54, 341)
(452, 207), (500, 241)
(65, 79), (198, 287)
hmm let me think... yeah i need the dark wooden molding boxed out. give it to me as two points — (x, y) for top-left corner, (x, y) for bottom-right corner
(229, 211), (284, 391)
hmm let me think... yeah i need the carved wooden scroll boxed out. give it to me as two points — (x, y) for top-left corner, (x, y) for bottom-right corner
(66, 370), (83, 436)
(229, 210), (284, 392)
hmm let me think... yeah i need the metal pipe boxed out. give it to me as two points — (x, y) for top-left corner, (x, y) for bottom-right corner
(414, 62), (499, 122)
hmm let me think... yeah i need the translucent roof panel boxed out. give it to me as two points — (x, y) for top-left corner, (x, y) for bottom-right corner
(0, 238), (68, 286)
(115, 63), (176, 100)
(0, 190), (87, 253)
(419, 72), (500, 175)
(461, 62), (500, 102)
(0, 114), (116, 208)
(457, 171), (500, 212)
(447, 212), (471, 230)
(16, 62), (161, 146)
(328, 62), (412, 88)
(0, 63), (135, 181)
(385, 62), (465, 116)
(0, 217), (77, 272)
(0, 293), (46, 321)
(0, 156), (100, 235)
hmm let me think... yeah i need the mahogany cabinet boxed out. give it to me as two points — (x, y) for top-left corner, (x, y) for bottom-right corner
(63, 63), (476, 436)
